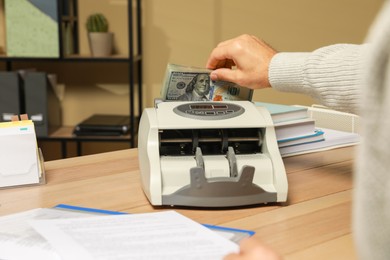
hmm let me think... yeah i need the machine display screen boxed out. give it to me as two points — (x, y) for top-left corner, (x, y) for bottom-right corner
(174, 102), (244, 120)
(213, 105), (228, 109)
(189, 105), (214, 110)
(189, 104), (228, 110)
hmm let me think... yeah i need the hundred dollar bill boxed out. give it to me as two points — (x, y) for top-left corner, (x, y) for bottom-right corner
(161, 64), (253, 101)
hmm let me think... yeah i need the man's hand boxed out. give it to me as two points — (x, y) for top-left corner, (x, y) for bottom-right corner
(206, 34), (277, 89)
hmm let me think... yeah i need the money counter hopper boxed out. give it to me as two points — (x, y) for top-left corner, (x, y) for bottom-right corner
(138, 101), (288, 207)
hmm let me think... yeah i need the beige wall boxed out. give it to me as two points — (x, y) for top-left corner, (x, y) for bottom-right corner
(21, 0), (384, 124)
(2, 0), (385, 159)
(143, 0), (384, 107)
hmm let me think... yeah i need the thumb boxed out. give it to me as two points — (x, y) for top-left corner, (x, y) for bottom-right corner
(210, 68), (239, 84)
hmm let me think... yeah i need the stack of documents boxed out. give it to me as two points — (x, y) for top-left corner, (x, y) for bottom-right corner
(0, 115), (45, 189)
(255, 102), (324, 146)
(255, 102), (360, 156)
(279, 127), (360, 156)
(0, 205), (255, 260)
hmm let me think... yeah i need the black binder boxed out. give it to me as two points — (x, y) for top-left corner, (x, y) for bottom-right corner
(0, 72), (24, 122)
(73, 114), (130, 136)
(24, 72), (61, 137)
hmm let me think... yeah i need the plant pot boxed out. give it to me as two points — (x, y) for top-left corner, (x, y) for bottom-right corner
(88, 32), (113, 57)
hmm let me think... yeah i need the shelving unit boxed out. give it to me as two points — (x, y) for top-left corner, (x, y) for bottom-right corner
(39, 126), (134, 158)
(0, 0), (142, 157)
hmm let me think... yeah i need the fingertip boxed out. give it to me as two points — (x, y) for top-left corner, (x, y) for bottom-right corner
(210, 71), (219, 81)
(210, 68), (236, 84)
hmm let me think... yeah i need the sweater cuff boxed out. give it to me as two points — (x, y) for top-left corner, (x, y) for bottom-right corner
(269, 52), (310, 93)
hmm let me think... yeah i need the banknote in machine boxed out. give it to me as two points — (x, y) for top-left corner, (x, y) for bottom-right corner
(161, 64), (253, 101)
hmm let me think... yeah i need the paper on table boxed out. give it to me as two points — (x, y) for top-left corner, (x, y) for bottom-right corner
(279, 127), (360, 157)
(0, 208), (97, 260)
(0, 120), (40, 188)
(31, 210), (239, 260)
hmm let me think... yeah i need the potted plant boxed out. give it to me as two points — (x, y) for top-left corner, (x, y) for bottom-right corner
(86, 13), (113, 57)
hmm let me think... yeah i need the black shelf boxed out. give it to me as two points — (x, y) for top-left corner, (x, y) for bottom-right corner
(37, 126), (138, 158)
(0, 0), (142, 157)
(0, 55), (142, 63)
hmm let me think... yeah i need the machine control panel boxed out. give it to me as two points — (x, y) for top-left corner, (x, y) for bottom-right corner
(173, 102), (245, 120)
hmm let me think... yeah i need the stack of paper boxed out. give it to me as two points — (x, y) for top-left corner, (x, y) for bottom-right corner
(255, 102), (360, 156)
(0, 116), (45, 188)
(255, 102), (309, 123)
(255, 102), (324, 147)
(0, 205), (253, 260)
(278, 127), (360, 156)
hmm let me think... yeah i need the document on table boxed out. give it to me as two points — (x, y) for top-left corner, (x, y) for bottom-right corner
(31, 210), (239, 260)
(0, 208), (97, 260)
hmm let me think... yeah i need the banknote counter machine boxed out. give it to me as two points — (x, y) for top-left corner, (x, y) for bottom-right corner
(138, 101), (288, 207)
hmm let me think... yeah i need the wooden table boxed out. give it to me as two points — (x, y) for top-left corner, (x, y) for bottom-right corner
(0, 147), (356, 259)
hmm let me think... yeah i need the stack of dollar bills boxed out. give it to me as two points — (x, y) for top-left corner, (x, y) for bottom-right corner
(161, 64), (253, 101)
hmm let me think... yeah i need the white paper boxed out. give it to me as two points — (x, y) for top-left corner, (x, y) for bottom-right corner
(0, 122), (39, 187)
(0, 208), (96, 260)
(31, 210), (239, 260)
(279, 127), (360, 157)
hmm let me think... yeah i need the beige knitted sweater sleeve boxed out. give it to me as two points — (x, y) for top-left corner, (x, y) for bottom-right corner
(268, 44), (368, 114)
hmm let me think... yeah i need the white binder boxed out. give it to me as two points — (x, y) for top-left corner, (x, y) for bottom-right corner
(0, 115), (45, 188)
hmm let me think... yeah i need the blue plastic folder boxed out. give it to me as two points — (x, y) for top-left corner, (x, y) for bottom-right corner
(54, 204), (255, 243)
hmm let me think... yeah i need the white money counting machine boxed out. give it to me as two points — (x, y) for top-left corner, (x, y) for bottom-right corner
(138, 101), (288, 207)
